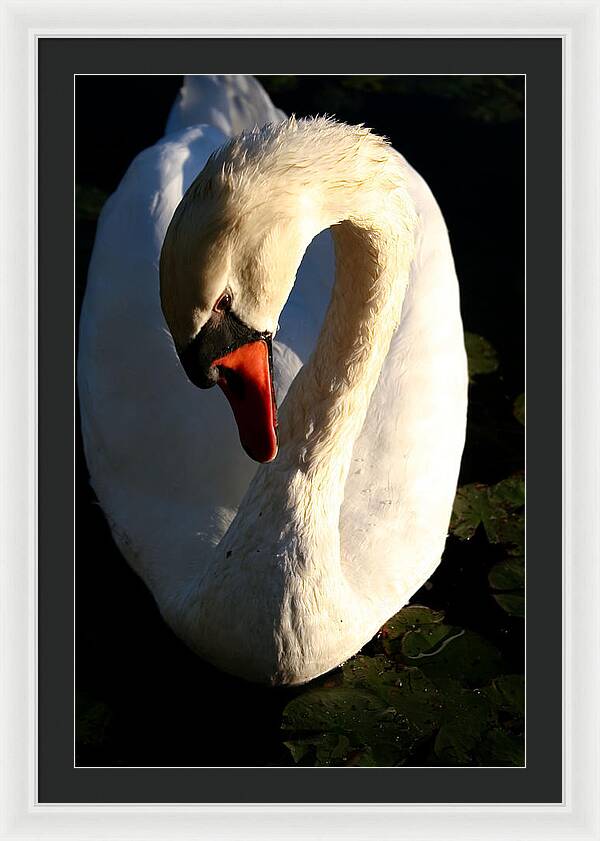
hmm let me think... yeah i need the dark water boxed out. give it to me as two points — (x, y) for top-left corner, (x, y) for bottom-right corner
(75, 76), (524, 767)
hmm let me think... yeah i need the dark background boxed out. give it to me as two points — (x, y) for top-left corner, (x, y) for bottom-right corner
(75, 74), (525, 768)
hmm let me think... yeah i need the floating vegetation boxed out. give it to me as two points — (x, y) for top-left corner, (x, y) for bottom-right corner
(464, 331), (500, 381)
(282, 604), (524, 767)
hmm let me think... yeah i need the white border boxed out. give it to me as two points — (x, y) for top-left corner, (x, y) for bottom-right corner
(1, 1), (599, 839)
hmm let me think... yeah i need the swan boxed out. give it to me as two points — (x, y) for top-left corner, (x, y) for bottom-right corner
(78, 75), (468, 686)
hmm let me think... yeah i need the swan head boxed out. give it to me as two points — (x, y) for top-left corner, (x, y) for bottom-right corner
(160, 121), (326, 464)
(160, 117), (398, 464)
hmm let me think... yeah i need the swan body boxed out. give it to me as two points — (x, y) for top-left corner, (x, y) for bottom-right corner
(78, 76), (468, 685)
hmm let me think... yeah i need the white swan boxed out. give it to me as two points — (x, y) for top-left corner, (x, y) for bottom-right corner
(78, 76), (468, 685)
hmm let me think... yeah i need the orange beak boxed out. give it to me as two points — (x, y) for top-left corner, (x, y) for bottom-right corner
(212, 339), (279, 463)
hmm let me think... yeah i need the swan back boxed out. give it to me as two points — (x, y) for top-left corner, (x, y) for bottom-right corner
(166, 75), (286, 138)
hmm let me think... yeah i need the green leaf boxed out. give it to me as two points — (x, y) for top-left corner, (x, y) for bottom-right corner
(281, 604), (523, 767)
(450, 475), (524, 546)
(513, 393), (525, 425)
(414, 630), (505, 688)
(345, 746), (380, 766)
(492, 593), (525, 617)
(385, 604), (446, 633)
(401, 624), (457, 659)
(489, 475), (525, 508)
(282, 684), (398, 737)
(450, 483), (491, 540)
(488, 674), (525, 717)
(342, 657), (443, 733)
(433, 676), (525, 766)
(464, 332), (499, 381)
(282, 658), (443, 766)
(488, 556), (524, 591)
(434, 690), (495, 765)
(380, 604), (445, 654)
(475, 729), (525, 766)
(283, 733), (351, 766)
(489, 553), (525, 617)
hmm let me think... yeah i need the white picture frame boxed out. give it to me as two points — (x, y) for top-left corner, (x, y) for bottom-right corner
(1, 0), (598, 838)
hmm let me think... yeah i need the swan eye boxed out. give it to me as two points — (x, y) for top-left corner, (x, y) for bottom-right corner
(213, 291), (232, 314)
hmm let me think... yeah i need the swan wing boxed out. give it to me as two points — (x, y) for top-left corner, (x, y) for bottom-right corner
(78, 110), (332, 594)
(78, 125), (259, 589)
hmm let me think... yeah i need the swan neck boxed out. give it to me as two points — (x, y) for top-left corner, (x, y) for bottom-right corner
(278, 186), (417, 497)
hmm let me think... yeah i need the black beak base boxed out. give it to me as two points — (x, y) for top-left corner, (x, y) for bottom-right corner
(179, 310), (271, 389)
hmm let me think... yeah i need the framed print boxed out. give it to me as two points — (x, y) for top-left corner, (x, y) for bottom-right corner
(50, 41), (551, 797)
(1, 1), (599, 839)
(73, 65), (533, 779)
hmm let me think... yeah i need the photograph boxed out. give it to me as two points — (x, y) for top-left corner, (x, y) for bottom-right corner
(75, 73), (525, 768)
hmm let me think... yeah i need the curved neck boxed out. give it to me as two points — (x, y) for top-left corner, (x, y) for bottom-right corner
(171, 125), (425, 680)
(278, 202), (416, 502)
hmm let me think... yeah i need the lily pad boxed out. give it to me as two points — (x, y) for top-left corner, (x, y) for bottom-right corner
(488, 555), (524, 591)
(282, 658), (443, 766)
(464, 332), (499, 380)
(343, 656), (443, 732)
(413, 629), (505, 688)
(513, 393), (525, 425)
(489, 475), (525, 508)
(281, 607), (523, 766)
(451, 475), (524, 545)
(475, 728), (525, 766)
(451, 482), (492, 540)
(485, 674), (525, 717)
(401, 623), (457, 659)
(434, 689), (495, 764)
(492, 593), (525, 617)
(489, 552), (524, 617)
(381, 605), (445, 655)
(283, 732), (351, 766)
(383, 604), (445, 634)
